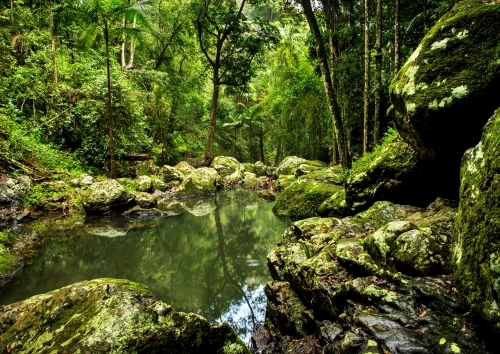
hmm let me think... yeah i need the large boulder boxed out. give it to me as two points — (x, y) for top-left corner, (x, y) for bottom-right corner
(174, 161), (195, 176)
(210, 156), (241, 176)
(175, 168), (221, 196)
(135, 160), (160, 176)
(82, 179), (135, 213)
(390, 0), (500, 166)
(273, 167), (343, 220)
(159, 165), (185, 184)
(273, 179), (342, 220)
(0, 279), (249, 353)
(345, 133), (457, 213)
(0, 174), (31, 228)
(274, 156), (326, 177)
(452, 108), (500, 328)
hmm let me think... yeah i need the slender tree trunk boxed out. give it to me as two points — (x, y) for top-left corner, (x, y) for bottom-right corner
(363, 0), (370, 154)
(259, 126), (265, 163)
(121, 16), (136, 71)
(374, 0), (382, 146)
(104, 23), (116, 178)
(205, 67), (220, 161)
(49, 1), (57, 84)
(332, 129), (339, 165)
(300, 0), (351, 169)
(394, 0), (400, 74)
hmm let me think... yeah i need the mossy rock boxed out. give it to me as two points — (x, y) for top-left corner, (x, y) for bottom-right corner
(452, 108), (500, 327)
(276, 174), (296, 191)
(210, 156), (241, 176)
(175, 168), (221, 196)
(159, 165), (185, 184)
(0, 278), (250, 353)
(82, 180), (135, 214)
(274, 156), (326, 177)
(273, 179), (342, 220)
(318, 189), (352, 217)
(174, 161), (195, 176)
(345, 133), (457, 212)
(390, 0), (500, 165)
(135, 160), (160, 177)
(135, 175), (152, 192)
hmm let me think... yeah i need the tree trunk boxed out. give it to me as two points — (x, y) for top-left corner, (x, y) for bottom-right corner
(205, 69), (220, 161)
(300, 0), (351, 169)
(363, 0), (370, 154)
(259, 126), (265, 163)
(374, 0), (382, 146)
(394, 0), (400, 74)
(104, 23), (116, 178)
(49, 1), (57, 84)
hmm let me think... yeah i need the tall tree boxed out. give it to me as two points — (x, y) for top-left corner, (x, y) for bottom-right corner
(195, 0), (278, 162)
(77, 0), (147, 177)
(297, 0), (351, 168)
(394, 0), (400, 74)
(363, 0), (369, 154)
(373, 0), (382, 146)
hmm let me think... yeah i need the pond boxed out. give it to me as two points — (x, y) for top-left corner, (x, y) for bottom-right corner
(0, 190), (288, 343)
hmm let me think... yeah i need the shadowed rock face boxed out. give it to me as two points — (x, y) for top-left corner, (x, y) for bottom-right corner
(390, 0), (500, 166)
(452, 108), (500, 328)
(0, 278), (250, 354)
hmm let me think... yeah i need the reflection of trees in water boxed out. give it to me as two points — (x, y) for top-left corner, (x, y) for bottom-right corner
(0, 191), (287, 339)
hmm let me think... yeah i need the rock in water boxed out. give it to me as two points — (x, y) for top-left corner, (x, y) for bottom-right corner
(453, 108), (500, 327)
(175, 168), (221, 196)
(210, 156), (241, 176)
(390, 0), (500, 166)
(82, 179), (135, 213)
(0, 279), (249, 353)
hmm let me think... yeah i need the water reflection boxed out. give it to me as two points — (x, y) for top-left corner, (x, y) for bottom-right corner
(0, 190), (287, 341)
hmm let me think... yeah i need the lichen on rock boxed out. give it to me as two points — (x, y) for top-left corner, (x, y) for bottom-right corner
(0, 278), (250, 354)
(452, 108), (500, 327)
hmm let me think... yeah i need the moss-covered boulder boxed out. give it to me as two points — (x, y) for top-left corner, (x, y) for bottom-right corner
(390, 0), (500, 165)
(174, 161), (195, 176)
(254, 161), (269, 177)
(276, 174), (296, 191)
(365, 221), (447, 276)
(0, 174), (31, 228)
(131, 191), (156, 208)
(135, 160), (160, 177)
(274, 167), (344, 220)
(452, 108), (500, 327)
(0, 278), (249, 353)
(318, 189), (351, 217)
(345, 132), (457, 213)
(159, 165), (185, 184)
(273, 178), (342, 220)
(82, 180), (135, 214)
(274, 156), (326, 177)
(210, 156), (241, 176)
(175, 168), (221, 196)
(136, 175), (152, 192)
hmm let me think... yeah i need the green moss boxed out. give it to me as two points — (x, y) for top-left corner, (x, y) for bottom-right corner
(452, 109), (500, 325)
(0, 244), (18, 274)
(273, 179), (342, 219)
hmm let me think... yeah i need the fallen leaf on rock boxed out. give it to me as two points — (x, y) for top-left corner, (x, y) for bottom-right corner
(461, 324), (467, 333)
(418, 310), (428, 319)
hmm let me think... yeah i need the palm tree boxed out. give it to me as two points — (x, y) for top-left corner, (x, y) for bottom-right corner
(77, 0), (147, 177)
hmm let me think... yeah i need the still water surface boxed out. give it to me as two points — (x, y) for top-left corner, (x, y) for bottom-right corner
(0, 190), (287, 342)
